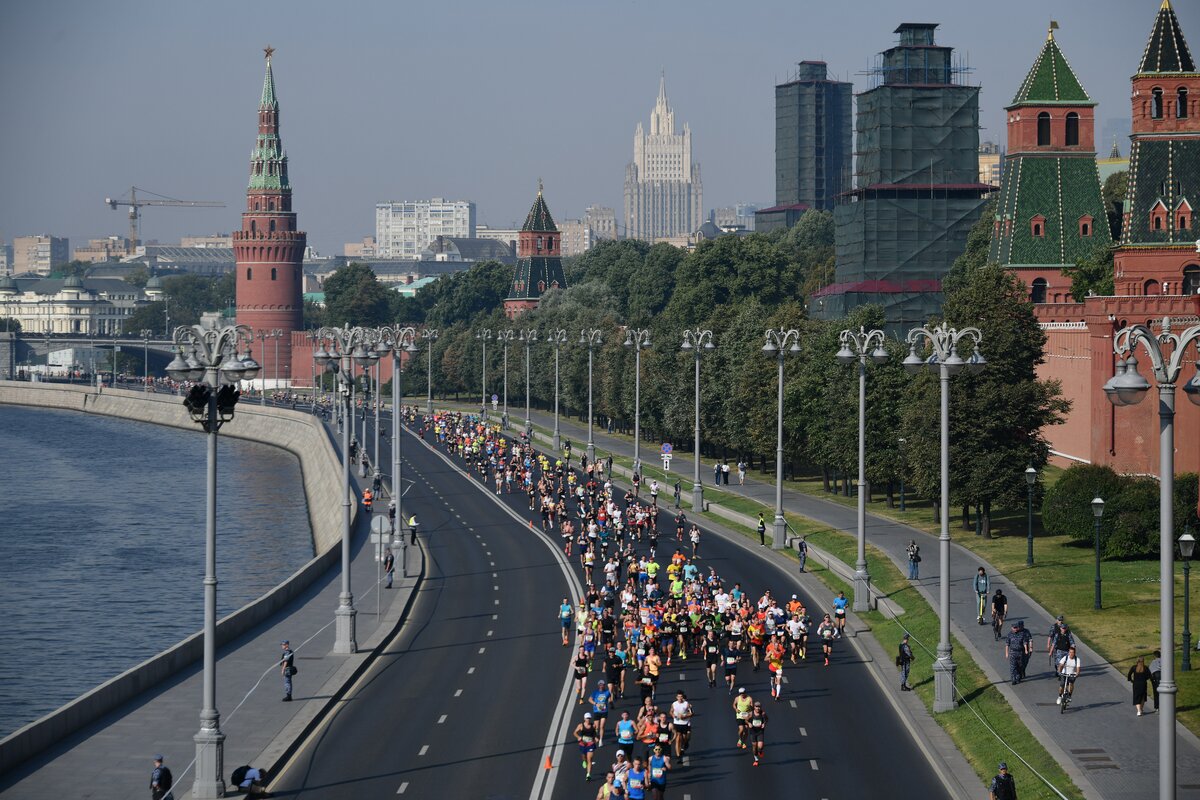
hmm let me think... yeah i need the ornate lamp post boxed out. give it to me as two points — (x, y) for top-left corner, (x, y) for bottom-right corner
(903, 321), (986, 713)
(165, 323), (259, 799)
(898, 437), (907, 512)
(476, 329), (492, 420)
(312, 325), (379, 654)
(257, 330), (270, 404)
(1091, 496), (1105, 609)
(623, 328), (652, 472)
(519, 329), (539, 438)
(546, 329), (568, 450)
(762, 328), (802, 549)
(422, 328), (438, 414)
(140, 329), (153, 392)
(1101, 317), (1200, 797)
(681, 329), (714, 513)
(1025, 466), (1038, 566)
(271, 328), (283, 391)
(376, 326), (418, 551)
(497, 330), (515, 429)
(1180, 530), (1195, 672)
(836, 326), (889, 612)
(581, 328), (603, 465)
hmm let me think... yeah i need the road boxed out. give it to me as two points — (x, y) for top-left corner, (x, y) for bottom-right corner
(271, 412), (950, 798)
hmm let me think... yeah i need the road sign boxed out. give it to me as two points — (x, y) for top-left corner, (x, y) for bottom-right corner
(661, 443), (673, 455)
(662, 454), (672, 471)
(370, 515), (390, 535)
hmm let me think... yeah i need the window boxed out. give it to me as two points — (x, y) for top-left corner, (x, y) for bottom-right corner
(1151, 201), (1168, 231)
(1031, 215), (1046, 237)
(1178, 87), (1189, 119)
(271, 268), (277, 281)
(1183, 265), (1200, 295)
(1065, 113), (1079, 146)
(1037, 112), (1051, 146)
(1177, 200), (1192, 231)
(1079, 215), (1094, 237)
(536, 237), (543, 252)
(1152, 88), (1164, 119)
(1144, 279), (1160, 295)
(1154, 216), (1163, 230)
(246, 268), (252, 280)
(1031, 278), (1048, 304)
(269, 220), (276, 233)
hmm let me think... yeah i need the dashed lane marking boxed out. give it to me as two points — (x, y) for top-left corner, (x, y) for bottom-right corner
(397, 782), (409, 794)
(479, 647), (486, 654)
(789, 700), (797, 708)
(799, 727), (807, 736)
(438, 714), (447, 724)
(468, 667), (476, 674)
(492, 614), (498, 620)
(419, 745), (429, 756)
(487, 630), (494, 637)
(494, 599), (500, 605)
(810, 760), (819, 770)
(494, 585), (499, 590)
(455, 689), (463, 697)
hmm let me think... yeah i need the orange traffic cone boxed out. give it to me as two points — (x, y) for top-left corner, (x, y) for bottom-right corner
(544, 756), (553, 770)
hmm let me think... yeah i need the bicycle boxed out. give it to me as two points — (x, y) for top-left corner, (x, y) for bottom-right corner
(1059, 674), (1075, 713)
(991, 611), (1004, 641)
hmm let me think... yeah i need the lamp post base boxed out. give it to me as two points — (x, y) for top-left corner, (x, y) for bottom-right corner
(772, 516), (786, 550)
(553, 432), (561, 452)
(192, 726), (226, 799)
(932, 655), (957, 712)
(853, 567), (871, 612)
(586, 441), (595, 466)
(692, 483), (703, 514)
(333, 601), (357, 654)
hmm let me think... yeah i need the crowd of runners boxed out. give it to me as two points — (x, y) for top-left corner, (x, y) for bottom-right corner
(420, 410), (843, 794)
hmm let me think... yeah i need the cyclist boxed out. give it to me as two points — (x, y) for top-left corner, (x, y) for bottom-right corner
(991, 588), (1008, 641)
(1057, 645), (1082, 706)
(1049, 623), (1075, 677)
(973, 567), (990, 624)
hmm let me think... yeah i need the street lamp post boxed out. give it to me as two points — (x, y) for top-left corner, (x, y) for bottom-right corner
(497, 330), (515, 430)
(422, 329), (438, 414)
(762, 328), (802, 550)
(1102, 316), (1200, 799)
(257, 331), (269, 404)
(681, 329), (714, 513)
(312, 325), (379, 654)
(165, 324), (259, 799)
(904, 321), (986, 713)
(1180, 531), (1195, 672)
(1025, 466), (1038, 567)
(837, 326), (889, 612)
(546, 329), (568, 451)
(623, 328), (652, 472)
(898, 438), (907, 512)
(271, 328), (283, 392)
(140, 329), (152, 392)
(519, 329), (539, 439)
(476, 329), (492, 420)
(1092, 497), (1105, 609)
(581, 329), (603, 466)
(376, 326), (418, 557)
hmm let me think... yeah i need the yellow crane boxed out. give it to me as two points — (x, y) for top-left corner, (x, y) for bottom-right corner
(105, 186), (225, 250)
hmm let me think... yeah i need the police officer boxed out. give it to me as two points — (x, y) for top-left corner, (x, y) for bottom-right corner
(150, 754), (174, 800)
(1004, 622), (1025, 685)
(898, 633), (915, 691)
(280, 641), (295, 702)
(1016, 621), (1033, 680)
(407, 514), (419, 545)
(384, 549), (395, 589)
(989, 762), (1017, 800)
(756, 513), (766, 547)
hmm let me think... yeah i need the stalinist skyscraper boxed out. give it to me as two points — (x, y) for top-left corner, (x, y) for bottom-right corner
(623, 74), (703, 242)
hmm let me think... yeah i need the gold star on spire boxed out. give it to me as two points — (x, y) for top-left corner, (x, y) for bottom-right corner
(264, 45), (275, 60)
(537, 177), (543, 196)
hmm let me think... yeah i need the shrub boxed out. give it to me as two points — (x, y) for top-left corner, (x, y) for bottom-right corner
(1103, 477), (1160, 558)
(1043, 465), (1126, 544)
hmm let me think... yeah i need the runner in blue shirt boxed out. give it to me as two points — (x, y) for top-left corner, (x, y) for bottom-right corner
(615, 710), (637, 750)
(560, 598), (574, 647)
(590, 679), (613, 746)
(625, 759), (647, 800)
(647, 745), (671, 798)
(832, 591), (849, 634)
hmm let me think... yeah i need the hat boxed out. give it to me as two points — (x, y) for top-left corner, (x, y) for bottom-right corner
(281, 640), (290, 646)
(902, 634), (910, 640)
(791, 594), (797, 599)
(598, 680), (606, 686)
(153, 754), (164, 762)
(998, 762), (1008, 770)
(584, 712), (592, 719)
(616, 749), (626, 757)
(738, 687), (745, 693)
(1056, 615), (1065, 621)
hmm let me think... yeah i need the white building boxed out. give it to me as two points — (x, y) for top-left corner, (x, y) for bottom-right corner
(0, 275), (148, 335)
(624, 75), (703, 242)
(375, 199), (476, 259)
(585, 206), (618, 241)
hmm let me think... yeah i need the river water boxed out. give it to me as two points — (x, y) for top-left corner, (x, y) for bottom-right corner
(0, 405), (312, 738)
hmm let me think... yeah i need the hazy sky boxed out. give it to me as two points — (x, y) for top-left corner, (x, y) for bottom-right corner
(0, 1), (1172, 255)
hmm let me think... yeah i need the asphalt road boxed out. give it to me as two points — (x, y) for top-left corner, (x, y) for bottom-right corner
(271, 412), (949, 799)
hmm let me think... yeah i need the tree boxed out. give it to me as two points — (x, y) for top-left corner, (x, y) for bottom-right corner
(1102, 170), (1128, 240)
(124, 265), (150, 288)
(1063, 243), (1115, 299)
(322, 262), (395, 327)
(0, 317), (22, 333)
(50, 260), (91, 280)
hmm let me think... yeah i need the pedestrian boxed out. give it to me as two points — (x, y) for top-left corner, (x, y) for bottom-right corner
(737, 460), (746, 485)
(721, 460), (730, 485)
(897, 633), (915, 691)
(974, 567), (990, 624)
(672, 480), (681, 510)
(756, 513), (766, 547)
(230, 765), (271, 797)
(1148, 649), (1162, 711)
(280, 640), (295, 702)
(906, 540), (920, 580)
(407, 513), (419, 545)
(1004, 622), (1025, 685)
(797, 537), (808, 573)
(1127, 655), (1151, 716)
(713, 461), (720, 485)
(384, 548), (395, 589)
(989, 762), (1017, 800)
(150, 754), (174, 800)
(1017, 621), (1033, 680)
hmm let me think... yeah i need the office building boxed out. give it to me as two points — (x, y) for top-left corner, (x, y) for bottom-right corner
(375, 199), (476, 259)
(624, 75), (703, 242)
(13, 235), (69, 275)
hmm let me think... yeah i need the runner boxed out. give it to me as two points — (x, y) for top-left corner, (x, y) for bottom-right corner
(832, 590), (848, 633)
(723, 639), (741, 693)
(733, 687), (754, 749)
(704, 630), (722, 688)
(646, 744), (671, 800)
(614, 711), (637, 752)
(575, 646), (592, 704)
(746, 701), (768, 765)
(670, 690), (693, 759)
(560, 598), (574, 646)
(575, 711), (600, 781)
(765, 635), (786, 700)
(590, 679), (613, 746)
(817, 613), (838, 666)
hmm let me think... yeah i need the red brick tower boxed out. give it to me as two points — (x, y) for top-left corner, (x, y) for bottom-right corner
(234, 47), (305, 382)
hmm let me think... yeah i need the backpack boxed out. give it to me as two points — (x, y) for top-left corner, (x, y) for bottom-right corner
(158, 767), (173, 790)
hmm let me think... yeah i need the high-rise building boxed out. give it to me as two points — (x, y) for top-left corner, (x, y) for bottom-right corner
(978, 141), (1004, 186)
(623, 75), (703, 242)
(0, 242), (12, 276)
(375, 199), (476, 259)
(811, 23), (990, 329)
(505, 182), (568, 318)
(585, 206), (618, 241)
(775, 61), (852, 212)
(73, 236), (131, 263)
(12, 235), (69, 275)
(990, 24), (1111, 304)
(558, 219), (593, 256)
(234, 48), (306, 382)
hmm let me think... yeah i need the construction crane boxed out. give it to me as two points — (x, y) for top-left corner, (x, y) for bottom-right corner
(104, 186), (225, 250)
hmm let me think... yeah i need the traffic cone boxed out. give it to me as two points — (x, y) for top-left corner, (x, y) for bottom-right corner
(544, 756), (553, 770)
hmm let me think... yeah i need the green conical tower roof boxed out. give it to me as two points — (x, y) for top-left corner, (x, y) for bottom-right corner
(260, 48), (278, 109)
(1138, 0), (1195, 74)
(521, 180), (557, 232)
(1010, 26), (1093, 107)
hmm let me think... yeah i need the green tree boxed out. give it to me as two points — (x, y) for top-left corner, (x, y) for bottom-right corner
(124, 265), (150, 288)
(323, 262), (395, 327)
(1102, 170), (1128, 240)
(1063, 243), (1115, 299)
(50, 260), (91, 280)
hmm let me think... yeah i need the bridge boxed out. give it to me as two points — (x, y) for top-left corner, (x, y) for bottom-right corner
(0, 332), (179, 379)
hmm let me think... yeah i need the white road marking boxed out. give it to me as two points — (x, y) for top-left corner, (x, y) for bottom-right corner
(810, 759), (819, 770)
(479, 647), (486, 654)
(680, 673), (686, 680)
(799, 726), (807, 736)
(495, 598), (500, 605)
(455, 689), (463, 697)
(468, 666), (476, 674)
(397, 781), (409, 794)
(438, 714), (447, 724)
(419, 745), (429, 756)
(492, 614), (498, 620)
(493, 572), (498, 578)
(490, 561), (495, 566)
(487, 630), (494, 637)
(790, 700), (797, 708)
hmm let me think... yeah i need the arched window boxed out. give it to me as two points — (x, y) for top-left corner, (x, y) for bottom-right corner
(1079, 215), (1094, 237)
(269, 219), (276, 233)
(1178, 87), (1189, 119)
(271, 268), (277, 281)
(1183, 265), (1200, 295)
(1154, 216), (1163, 230)
(536, 237), (543, 252)
(1152, 88), (1164, 119)
(1037, 112), (1051, 146)
(250, 220), (256, 234)
(1031, 278), (1048, 304)
(246, 268), (252, 280)
(1144, 279), (1160, 295)
(1065, 112), (1079, 146)
(1031, 214), (1046, 237)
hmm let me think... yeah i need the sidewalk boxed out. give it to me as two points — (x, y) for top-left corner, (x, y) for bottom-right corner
(0, 419), (424, 800)
(498, 404), (1200, 800)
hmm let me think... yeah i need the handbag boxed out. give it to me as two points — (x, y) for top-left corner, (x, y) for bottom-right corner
(289, 664), (298, 676)
(913, 554), (922, 563)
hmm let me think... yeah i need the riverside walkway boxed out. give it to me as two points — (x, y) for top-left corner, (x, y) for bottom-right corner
(504, 405), (1200, 800)
(0, 404), (423, 799)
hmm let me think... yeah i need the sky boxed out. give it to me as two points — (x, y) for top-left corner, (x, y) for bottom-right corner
(0, 0), (1173, 256)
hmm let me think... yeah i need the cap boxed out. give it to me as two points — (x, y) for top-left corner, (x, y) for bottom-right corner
(791, 594), (798, 599)
(1057, 615), (1065, 621)
(153, 754), (164, 762)
(616, 749), (626, 757)
(738, 687), (745, 693)
(584, 712), (592, 719)
(281, 640), (290, 646)
(598, 680), (606, 686)
(998, 761), (1008, 770)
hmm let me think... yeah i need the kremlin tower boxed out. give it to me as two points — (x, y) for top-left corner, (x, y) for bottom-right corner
(505, 181), (568, 318)
(233, 47), (306, 384)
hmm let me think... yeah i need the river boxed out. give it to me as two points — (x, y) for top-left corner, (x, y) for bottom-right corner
(0, 405), (312, 738)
